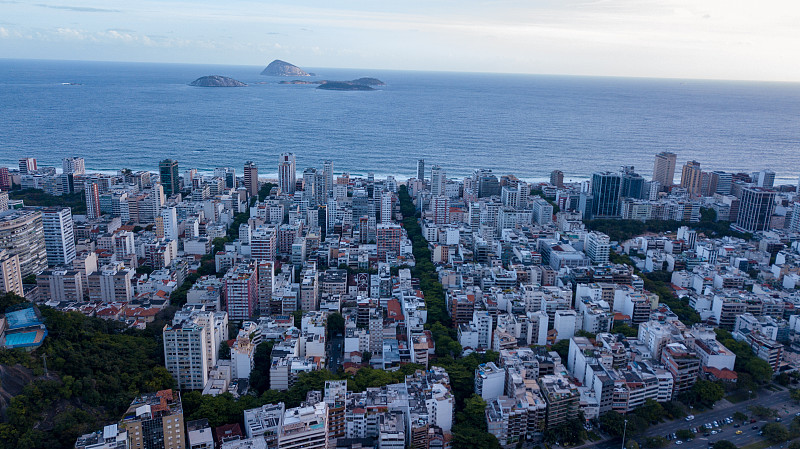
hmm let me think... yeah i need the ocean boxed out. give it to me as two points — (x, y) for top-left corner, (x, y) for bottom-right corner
(1, 58), (799, 184)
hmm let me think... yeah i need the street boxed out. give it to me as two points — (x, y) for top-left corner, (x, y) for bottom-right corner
(636, 387), (798, 449)
(327, 335), (343, 372)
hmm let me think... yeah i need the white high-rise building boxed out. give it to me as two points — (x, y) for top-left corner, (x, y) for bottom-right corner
(62, 157), (85, 175)
(160, 207), (179, 241)
(431, 165), (445, 197)
(42, 207), (76, 267)
(757, 170), (776, 189)
(163, 308), (229, 391)
(380, 191), (393, 223)
(584, 231), (610, 264)
(323, 160), (334, 198)
(278, 153), (297, 194)
(652, 152), (677, 187)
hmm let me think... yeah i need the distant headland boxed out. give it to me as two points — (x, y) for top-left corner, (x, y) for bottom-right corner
(261, 60), (315, 77)
(189, 75), (247, 87)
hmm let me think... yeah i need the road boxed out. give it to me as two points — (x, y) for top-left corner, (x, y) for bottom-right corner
(327, 335), (343, 372)
(636, 387), (798, 449)
(573, 387), (799, 449)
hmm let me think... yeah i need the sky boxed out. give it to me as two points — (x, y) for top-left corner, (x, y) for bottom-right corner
(1, 0), (799, 81)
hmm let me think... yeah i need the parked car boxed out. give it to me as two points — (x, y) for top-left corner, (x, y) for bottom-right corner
(736, 430), (743, 435)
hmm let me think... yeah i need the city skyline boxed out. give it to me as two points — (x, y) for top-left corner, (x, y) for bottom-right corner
(2, 1), (800, 82)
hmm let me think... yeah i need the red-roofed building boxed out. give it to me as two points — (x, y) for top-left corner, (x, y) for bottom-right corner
(386, 299), (404, 323)
(703, 366), (738, 384)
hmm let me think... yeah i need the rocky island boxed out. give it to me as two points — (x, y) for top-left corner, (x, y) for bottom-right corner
(261, 60), (313, 76)
(189, 75), (247, 87)
(276, 77), (385, 91)
(317, 81), (375, 91)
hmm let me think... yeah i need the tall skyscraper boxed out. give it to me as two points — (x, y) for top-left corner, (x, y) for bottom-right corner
(84, 181), (101, 219)
(159, 159), (180, 197)
(18, 158), (37, 175)
(62, 157), (85, 176)
(0, 168), (10, 191)
(380, 191), (394, 223)
(431, 196), (450, 225)
(323, 160), (334, 198)
(620, 166), (644, 199)
(756, 170), (776, 189)
(42, 207), (76, 267)
(680, 160), (703, 196)
(376, 223), (401, 261)
(652, 152), (677, 187)
(0, 250), (23, 297)
(590, 172), (622, 218)
(550, 170), (564, 188)
(709, 171), (732, 195)
(735, 186), (776, 233)
(302, 168), (317, 201)
(431, 165), (445, 197)
(278, 153), (296, 194)
(244, 161), (259, 197)
(0, 209), (47, 277)
(417, 159), (425, 181)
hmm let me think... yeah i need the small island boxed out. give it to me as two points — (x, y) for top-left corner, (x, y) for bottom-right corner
(261, 60), (313, 76)
(272, 74), (385, 91)
(189, 75), (247, 87)
(350, 77), (386, 86)
(317, 81), (375, 91)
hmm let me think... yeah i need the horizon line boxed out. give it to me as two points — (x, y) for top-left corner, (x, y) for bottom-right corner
(3, 56), (800, 85)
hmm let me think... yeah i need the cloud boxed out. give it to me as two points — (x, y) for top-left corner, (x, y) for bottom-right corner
(35, 3), (119, 13)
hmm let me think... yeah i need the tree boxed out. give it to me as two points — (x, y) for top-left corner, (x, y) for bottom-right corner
(788, 441), (800, 449)
(457, 394), (489, 430)
(636, 399), (666, 423)
(218, 341), (231, 359)
(762, 422), (790, 443)
(749, 405), (777, 418)
(326, 312), (345, 341)
(451, 425), (501, 449)
(643, 436), (668, 448)
(600, 411), (627, 437)
(745, 358), (774, 381)
(791, 388), (800, 403)
(712, 441), (738, 449)
(733, 411), (748, 422)
(691, 379), (725, 405)
(551, 339), (570, 362)
(675, 429), (694, 440)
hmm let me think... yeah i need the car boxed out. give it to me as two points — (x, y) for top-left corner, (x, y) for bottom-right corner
(736, 430), (743, 435)
(713, 421), (720, 428)
(703, 433), (710, 437)
(675, 441), (683, 445)
(686, 415), (695, 421)
(751, 419), (757, 423)
(704, 423), (712, 429)
(796, 412), (800, 416)
(711, 430), (718, 435)
(776, 417), (782, 422)
(692, 427), (699, 434)
(671, 433), (677, 440)
(752, 426), (759, 430)
(759, 431), (764, 436)
(734, 424), (740, 428)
